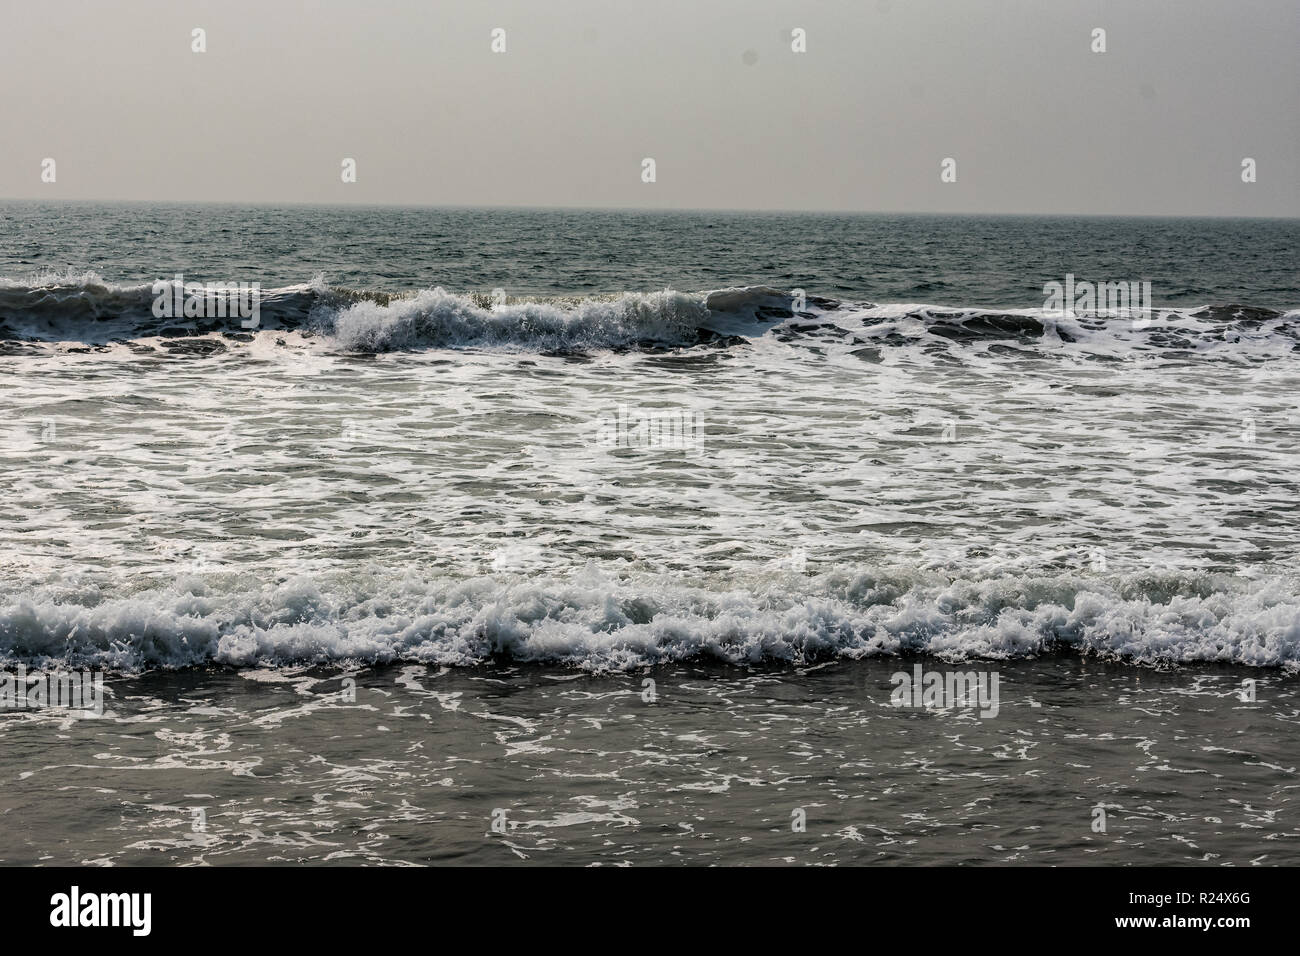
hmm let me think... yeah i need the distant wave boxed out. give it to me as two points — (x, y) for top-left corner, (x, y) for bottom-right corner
(0, 272), (1296, 354)
(1, 565), (1297, 674)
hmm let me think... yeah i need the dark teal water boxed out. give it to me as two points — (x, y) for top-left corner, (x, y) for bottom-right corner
(3, 202), (1296, 306)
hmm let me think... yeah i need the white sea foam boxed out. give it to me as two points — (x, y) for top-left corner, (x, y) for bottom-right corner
(1, 565), (1297, 674)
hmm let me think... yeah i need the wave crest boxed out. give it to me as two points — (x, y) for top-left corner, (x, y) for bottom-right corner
(2, 565), (1296, 674)
(326, 287), (710, 351)
(1, 273), (1295, 355)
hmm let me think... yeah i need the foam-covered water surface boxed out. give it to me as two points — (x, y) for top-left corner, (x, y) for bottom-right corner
(2, 277), (1298, 672)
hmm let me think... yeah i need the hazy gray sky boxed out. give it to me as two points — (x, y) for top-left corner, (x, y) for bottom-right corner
(1, 0), (1296, 215)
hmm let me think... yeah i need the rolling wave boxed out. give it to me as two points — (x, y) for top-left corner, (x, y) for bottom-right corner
(1, 565), (1297, 674)
(0, 273), (1295, 354)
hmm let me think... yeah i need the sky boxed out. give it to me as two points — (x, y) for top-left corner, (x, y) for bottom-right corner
(0, 0), (1296, 216)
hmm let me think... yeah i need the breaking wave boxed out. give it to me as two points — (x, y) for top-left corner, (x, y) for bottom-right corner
(1, 272), (1296, 355)
(1, 565), (1297, 674)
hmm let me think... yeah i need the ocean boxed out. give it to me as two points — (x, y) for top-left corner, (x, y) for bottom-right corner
(1, 201), (1297, 865)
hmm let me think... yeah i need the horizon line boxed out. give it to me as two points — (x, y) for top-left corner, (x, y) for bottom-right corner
(1, 197), (1297, 222)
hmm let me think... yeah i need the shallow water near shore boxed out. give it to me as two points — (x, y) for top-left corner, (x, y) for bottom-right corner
(0, 657), (1294, 866)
